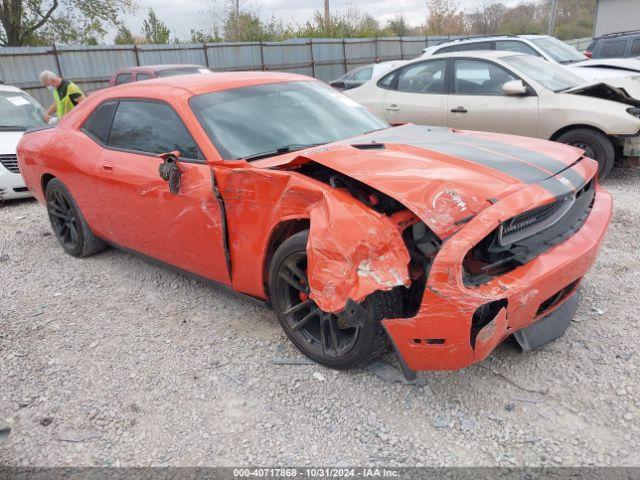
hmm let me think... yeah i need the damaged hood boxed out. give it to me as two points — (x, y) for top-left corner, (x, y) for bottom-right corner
(564, 80), (640, 107)
(258, 125), (588, 239)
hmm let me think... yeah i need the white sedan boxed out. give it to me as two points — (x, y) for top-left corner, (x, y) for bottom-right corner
(0, 84), (47, 200)
(345, 50), (640, 179)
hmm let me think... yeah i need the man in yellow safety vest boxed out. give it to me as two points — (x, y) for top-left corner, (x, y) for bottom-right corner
(39, 70), (85, 122)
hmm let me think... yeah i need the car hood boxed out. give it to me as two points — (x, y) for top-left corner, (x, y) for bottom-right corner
(258, 125), (589, 238)
(564, 80), (640, 106)
(573, 58), (640, 72)
(0, 130), (24, 153)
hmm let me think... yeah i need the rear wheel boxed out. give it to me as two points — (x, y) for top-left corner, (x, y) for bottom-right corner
(556, 128), (614, 179)
(46, 179), (106, 257)
(269, 230), (400, 370)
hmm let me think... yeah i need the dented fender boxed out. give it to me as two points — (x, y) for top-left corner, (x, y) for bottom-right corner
(214, 164), (411, 313)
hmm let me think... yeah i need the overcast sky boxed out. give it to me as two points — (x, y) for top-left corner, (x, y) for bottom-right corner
(122, 0), (525, 40)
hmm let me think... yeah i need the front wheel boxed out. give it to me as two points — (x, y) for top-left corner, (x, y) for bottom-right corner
(46, 178), (106, 257)
(269, 230), (400, 370)
(555, 128), (614, 180)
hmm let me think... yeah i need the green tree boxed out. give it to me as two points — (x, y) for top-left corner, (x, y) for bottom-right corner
(546, 0), (595, 39)
(224, 10), (265, 41)
(0, 0), (136, 46)
(386, 15), (409, 37)
(114, 24), (135, 44)
(498, 2), (544, 35)
(142, 7), (170, 44)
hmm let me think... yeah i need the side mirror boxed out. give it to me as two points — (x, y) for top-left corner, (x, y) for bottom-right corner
(331, 81), (346, 90)
(158, 150), (182, 195)
(502, 80), (528, 96)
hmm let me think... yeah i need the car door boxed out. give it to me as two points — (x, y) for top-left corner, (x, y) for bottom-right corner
(447, 58), (539, 137)
(380, 59), (449, 126)
(86, 98), (231, 284)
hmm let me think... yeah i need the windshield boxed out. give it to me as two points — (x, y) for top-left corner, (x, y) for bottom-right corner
(531, 37), (587, 64)
(157, 67), (211, 77)
(502, 55), (584, 92)
(190, 81), (388, 160)
(0, 91), (46, 130)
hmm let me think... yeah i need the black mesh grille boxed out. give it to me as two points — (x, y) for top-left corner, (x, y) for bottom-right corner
(0, 154), (19, 174)
(503, 200), (566, 237)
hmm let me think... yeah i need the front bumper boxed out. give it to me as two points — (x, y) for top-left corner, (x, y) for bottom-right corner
(0, 165), (31, 200)
(382, 184), (612, 373)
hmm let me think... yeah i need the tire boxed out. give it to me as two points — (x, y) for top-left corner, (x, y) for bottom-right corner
(45, 178), (106, 258)
(269, 230), (401, 370)
(555, 128), (615, 180)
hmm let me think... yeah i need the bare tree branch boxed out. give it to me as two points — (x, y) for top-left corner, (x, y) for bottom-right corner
(22, 0), (58, 39)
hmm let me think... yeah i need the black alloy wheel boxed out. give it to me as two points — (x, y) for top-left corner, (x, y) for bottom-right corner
(45, 178), (106, 257)
(47, 188), (80, 251)
(269, 230), (399, 370)
(273, 251), (360, 359)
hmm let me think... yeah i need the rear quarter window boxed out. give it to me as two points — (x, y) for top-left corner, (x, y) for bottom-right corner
(82, 101), (118, 144)
(114, 73), (132, 85)
(630, 39), (640, 57)
(435, 45), (457, 54)
(377, 71), (397, 89)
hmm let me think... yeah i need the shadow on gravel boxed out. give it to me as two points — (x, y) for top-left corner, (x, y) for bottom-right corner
(0, 197), (37, 209)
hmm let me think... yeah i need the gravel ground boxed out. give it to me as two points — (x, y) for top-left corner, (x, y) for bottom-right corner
(1, 166), (639, 468)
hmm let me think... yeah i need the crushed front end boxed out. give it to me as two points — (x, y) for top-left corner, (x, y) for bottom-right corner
(382, 157), (612, 374)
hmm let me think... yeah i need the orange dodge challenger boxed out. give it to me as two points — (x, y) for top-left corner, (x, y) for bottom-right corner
(17, 73), (612, 380)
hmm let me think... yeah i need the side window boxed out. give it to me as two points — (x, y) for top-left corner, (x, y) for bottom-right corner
(344, 69), (358, 81)
(135, 72), (152, 81)
(395, 60), (447, 93)
(107, 100), (200, 160)
(114, 73), (132, 85)
(377, 71), (397, 89)
(630, 39), (640, 57)
(353, 67), (373, 81)
(496, 40), (540, 56)
(600, 40), (627, 58)
(436, 45), (457, 54)
(453, 59), (517, 95)
(457, 41), (494, 52)
(82, 101), (118, 144)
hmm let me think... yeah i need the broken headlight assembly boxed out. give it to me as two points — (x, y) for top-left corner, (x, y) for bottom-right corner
(463, 180), (596, 287)
(627, 107), (640, 119)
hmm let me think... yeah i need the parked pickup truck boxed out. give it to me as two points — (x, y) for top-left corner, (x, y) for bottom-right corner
(108, 64), (212, 86)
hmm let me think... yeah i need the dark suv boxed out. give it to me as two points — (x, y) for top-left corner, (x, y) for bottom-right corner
(585, 31), (640, 59)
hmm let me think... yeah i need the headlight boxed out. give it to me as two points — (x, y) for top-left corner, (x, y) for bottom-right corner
(626, 107), (640, 118)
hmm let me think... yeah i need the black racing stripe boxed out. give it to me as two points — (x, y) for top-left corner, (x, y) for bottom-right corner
(413, 141), (548, 184)
(539, 175), (574, 199)
(351, 125), (587, 192)
(460, 135), (587, 190)
(351, 127), (549, 183)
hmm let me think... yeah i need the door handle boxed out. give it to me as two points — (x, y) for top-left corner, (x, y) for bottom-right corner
(101, 162), (114, 173)
(451, 106), (468, 113)
(385, 104), (399, 112)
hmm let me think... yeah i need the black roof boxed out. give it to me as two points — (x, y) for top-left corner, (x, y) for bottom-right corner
(595, 30), (640, 40)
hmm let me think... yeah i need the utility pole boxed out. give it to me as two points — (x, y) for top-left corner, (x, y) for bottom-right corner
(548, 0), (558, 35)
(324, 0), (330, 31)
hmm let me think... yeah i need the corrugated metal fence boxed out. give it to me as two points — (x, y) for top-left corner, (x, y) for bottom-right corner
(0, 36), (462, 106)
(0, 35), (591, 107)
